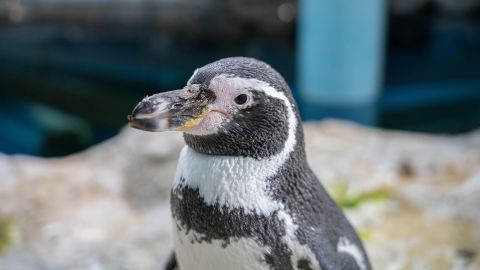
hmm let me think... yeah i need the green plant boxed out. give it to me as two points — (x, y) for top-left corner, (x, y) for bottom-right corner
(328, 181), (390, 209)
(0, 218), (14, 254)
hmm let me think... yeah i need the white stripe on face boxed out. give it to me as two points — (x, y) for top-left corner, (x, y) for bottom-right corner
(183, 74), (293, 138)
(187, 68), (199, 85)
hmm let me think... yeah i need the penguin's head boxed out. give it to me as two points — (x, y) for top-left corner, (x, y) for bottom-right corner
(128, 57), (303, 158)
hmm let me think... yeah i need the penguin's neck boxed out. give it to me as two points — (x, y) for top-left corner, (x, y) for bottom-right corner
(174, 125), (308, 216)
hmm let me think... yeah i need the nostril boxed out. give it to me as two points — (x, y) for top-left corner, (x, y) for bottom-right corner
(143, 100), (154, 109)
(172, 103), (182, 109)
(133, 100), (156, 115)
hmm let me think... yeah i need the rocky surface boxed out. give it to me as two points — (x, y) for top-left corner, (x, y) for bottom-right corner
(0, 120), (479, 270)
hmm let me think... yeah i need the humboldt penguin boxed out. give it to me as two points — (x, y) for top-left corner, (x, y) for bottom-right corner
(128, 57), (371, 270)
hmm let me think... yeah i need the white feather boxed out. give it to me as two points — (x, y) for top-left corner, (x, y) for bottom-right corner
(173, 219), (271, 270)
(278, 211), (322, 270)
(337, 237), (367, 270)
(187, 68), (199, 85)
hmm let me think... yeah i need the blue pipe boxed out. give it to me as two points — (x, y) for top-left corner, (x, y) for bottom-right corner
(297, 0), (387, 123)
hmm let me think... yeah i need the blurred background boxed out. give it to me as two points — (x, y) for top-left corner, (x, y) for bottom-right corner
(1, 1), (480, 269)
(1, 0), (480, 157)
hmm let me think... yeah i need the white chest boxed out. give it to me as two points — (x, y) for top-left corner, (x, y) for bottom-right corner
(171, 147), (282, 269)
(172, 146), (285, 215)
(173, 221), (271, 270)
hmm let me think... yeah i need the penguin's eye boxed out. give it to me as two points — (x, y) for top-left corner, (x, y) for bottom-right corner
(234, 94), (249, 105)
(172, 103), (182, 109)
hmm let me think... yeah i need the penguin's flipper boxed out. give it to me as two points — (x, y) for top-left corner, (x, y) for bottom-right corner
(164, 251), (178, 270)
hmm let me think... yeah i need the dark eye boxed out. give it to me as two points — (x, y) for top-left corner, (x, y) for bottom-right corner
(234, 94), (249, 105)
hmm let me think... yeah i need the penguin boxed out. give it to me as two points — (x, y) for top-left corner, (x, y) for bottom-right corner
(128, 57), (372, 270)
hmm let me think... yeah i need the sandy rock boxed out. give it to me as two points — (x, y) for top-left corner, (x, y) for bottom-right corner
(0, 128), (184, 270)
(0, 120), (479, 269)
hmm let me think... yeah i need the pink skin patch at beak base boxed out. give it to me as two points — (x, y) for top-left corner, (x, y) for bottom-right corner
(182, 74), (255, 136)
(182, 108), (231, 136)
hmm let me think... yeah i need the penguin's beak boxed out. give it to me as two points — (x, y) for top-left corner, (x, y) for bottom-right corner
(127, 87), (212, 132)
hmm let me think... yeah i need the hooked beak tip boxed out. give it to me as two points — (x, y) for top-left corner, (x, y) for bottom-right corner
(127, 115), (139, 129)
